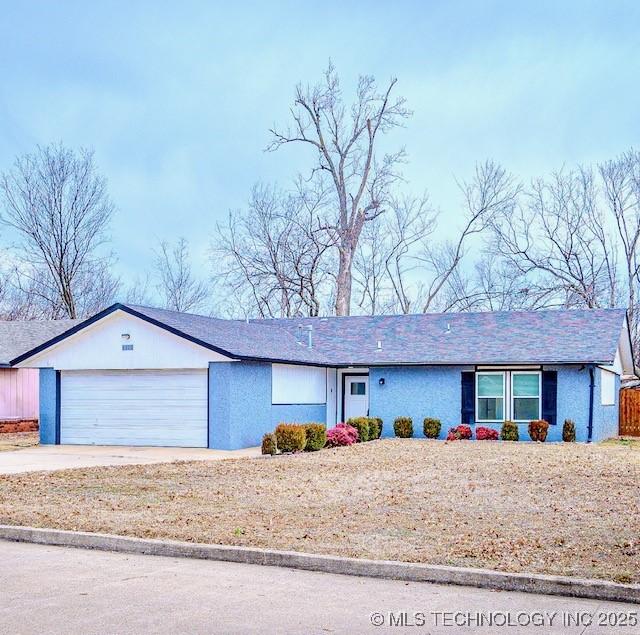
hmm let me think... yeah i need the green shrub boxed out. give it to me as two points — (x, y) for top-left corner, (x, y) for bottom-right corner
(369, 417), (383, 439)
(347, 417), (370, 442)
(274, 423), (306, 452)
(393, 416), (413, 438)
(500, 420), (519, 441)
(528, 419), (550, 442)
(303, 423), (327, 451)
(261, 432), (277, 455)
(562, 419), (576, 442)
(423, 417), (441, 439)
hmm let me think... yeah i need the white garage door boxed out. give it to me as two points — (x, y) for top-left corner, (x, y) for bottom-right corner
(60, 369), (208, 447)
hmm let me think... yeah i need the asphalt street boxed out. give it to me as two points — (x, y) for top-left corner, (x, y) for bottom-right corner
(0, 540), (637, 634)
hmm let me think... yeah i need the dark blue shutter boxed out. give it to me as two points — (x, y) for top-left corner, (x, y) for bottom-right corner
(541, 370), (557, 425)
(461, 372), (475, 424)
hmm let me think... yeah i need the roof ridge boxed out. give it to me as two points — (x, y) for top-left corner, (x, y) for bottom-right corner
(254, 307), (628, 323)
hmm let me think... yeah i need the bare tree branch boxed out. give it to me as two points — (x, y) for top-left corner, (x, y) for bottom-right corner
(0, 143), (118, 318)
(153, 237), (209, 313)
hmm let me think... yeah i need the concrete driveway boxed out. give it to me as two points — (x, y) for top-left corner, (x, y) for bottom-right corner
(0, 444), (260, 474)
(1, 540), (637, 634)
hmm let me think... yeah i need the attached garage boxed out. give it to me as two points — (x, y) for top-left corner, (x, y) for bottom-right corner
(60, 369), (208, 447)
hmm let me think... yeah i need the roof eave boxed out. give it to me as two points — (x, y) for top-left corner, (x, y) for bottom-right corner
(329, 359), (614, 368)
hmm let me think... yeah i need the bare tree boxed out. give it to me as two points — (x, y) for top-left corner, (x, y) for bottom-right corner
(380, 194), (436, 314)
(268, 63), (411, 315)
(600, 149), (640, 353)
(0, 143), (117, 319)
(153, 237), (208, 313)
(353, 213), (393, 315)
(124, 273), (153, 306)
(491, 167), (619, 310)
(351, 165), (518, 316)
(212, 183), (333, 318)
(416, 162), (521, 312)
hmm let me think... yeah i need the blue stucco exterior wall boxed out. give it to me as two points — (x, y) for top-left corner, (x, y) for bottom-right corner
(544, 365), (589, 442)
(369, 366), (466, 438)
(368, 364), (617, 442)
(39, 368), (58, 445)
(209, 362), (327, 450)
(209, 361), (272, 450)
(592, 369), (620, 442)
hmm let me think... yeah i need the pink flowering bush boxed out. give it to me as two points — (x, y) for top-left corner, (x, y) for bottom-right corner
(446, 424), (473, 440)
(325, 422), (358, 447)
(476, 426), (499, 440)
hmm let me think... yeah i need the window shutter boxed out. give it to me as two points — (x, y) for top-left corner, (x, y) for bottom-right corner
(541, 370), (557, 425)
(461, 372), (475, 424)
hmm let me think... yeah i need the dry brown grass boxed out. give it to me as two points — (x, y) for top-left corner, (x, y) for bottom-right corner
(0, 432), (39, 452)
(0, 439), (638, 583)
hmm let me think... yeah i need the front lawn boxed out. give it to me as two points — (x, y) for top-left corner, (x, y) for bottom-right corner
(0, 439), (638, 583)
(0, 432), (39, 452)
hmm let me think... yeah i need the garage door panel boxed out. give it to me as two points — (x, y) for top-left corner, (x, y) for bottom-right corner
(60, 370), (208, 447)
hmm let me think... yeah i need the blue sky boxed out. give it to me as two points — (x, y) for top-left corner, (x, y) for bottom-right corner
(1, 1), (639, 284)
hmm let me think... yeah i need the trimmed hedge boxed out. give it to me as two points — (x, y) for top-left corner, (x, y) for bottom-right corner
(393, 417), (413, 438)
(369, 417), (383, 439)
(500, 420), (519, 441)
(346, 417), (383, 441)
(303, 423), (327, 451)
(563, 419), (576, 442)
(261, 432), (277, 455)
(275, 423), (306, 452)
(423, 418), (441, 439)
(346, 417), (370, 442)
(528, 419), (549, 442)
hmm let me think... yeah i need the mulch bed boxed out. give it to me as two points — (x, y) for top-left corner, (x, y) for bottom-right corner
(0, 439), (638, 583)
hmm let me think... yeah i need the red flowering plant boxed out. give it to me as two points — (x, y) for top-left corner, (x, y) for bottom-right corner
(446, 424), (473, 440)
(476, 426), (499, 440)
(325, 422), (358, 447)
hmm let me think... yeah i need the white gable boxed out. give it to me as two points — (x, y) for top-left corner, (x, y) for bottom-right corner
(16, 310), (232, 370)
(615, 315), (635, 376)
(600, 315), (635, 377)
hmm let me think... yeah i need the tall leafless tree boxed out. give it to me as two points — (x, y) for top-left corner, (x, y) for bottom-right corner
(268, 63), (411, 315)
(0, 143), (118, 318)
(599, 150), (640, 353)
(212, 183), (333, 318)
(490, 167), (619, 310)
(153, 237), (209, 313)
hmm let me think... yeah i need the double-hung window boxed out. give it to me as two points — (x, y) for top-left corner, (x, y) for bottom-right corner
(511, 372), (541, 421)
(476, 372), (505, 422)
(475, 370), (541, 422)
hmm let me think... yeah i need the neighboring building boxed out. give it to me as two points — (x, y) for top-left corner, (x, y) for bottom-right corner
(0, 319), (78, 431)
(10, 304), (635, 448)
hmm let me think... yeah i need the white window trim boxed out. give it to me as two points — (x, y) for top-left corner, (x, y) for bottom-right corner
(475, 371), (506, 423)
(510, 371), (542, 422)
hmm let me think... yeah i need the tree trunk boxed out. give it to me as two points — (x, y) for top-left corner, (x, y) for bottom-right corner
(335, 245), (354, 316)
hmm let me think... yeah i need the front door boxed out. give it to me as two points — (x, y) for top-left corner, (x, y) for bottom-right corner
(343, 375), (369, 421)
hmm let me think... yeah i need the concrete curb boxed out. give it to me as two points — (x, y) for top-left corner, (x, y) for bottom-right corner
(0, 524), (638, 604)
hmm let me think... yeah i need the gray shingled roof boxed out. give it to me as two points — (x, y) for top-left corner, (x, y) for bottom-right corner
(128, 305), (325, 365)
(0, 319), (79, 365)
(11, 305), (628, 367)
(262, 308), (628, 366)
(130, 305), (626, 366)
